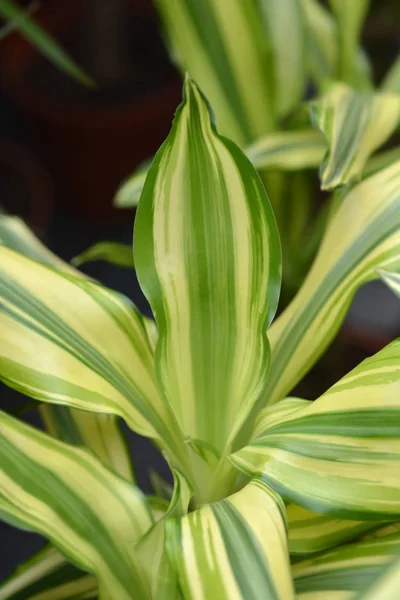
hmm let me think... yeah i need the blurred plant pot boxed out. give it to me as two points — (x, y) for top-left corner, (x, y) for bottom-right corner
(0, 138), (53, 236)
(0, 0), (182, 224)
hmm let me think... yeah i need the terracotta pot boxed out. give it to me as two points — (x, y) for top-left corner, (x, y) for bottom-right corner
(0, 0), (182, 224)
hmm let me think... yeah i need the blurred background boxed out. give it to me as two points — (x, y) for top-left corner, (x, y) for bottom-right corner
(0, 0), (400, 581)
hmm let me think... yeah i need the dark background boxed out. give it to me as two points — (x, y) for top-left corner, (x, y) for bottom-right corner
(1, 0), (400, 583)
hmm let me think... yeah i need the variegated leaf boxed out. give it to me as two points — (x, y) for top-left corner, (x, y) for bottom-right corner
(165, 478), (294, 600)
(262, 156), (400, 406)
(311, 83), (400, 190)
(233, 339), (400, 519)
(0, 410), (153, 600)
(134, 77), (281, 460)
(72, 242), (134, 269)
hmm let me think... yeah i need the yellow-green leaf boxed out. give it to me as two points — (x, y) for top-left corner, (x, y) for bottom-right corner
(134, 77), (281, 456)
(312, 83), (400, 190)
(165, 478), (294, 600)
(233, 339), (400, 520)
(0, 214), (134, 480)
(262, 156), (400, 406)
(154, 0), (275, 146)
(72, 242), (134, 269)
(293, 528), (400, 598)
(382, 57), (400, 94)
(0, 411), (153, 600)
(328, 0), (370, 85)
(0, 247), (188, 469)
(0, 544), (96, 600)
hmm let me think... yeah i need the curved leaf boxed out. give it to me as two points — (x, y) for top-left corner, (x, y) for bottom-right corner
(312, 83), (400, 190)
(263, 156), (400, 406)
(0, 247), (188, 468)
(72, 242), (134, 269)
(165, 478), (294, 600)
(0, 214), (134, 480)
(293, 529), (400, 597)
(233, 339), (400, 519)
(382, 57), (400, 94)
(0, 411), (153, 600)
(134, 77), (281, 457)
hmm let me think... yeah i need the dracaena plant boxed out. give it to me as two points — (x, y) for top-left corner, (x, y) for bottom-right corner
(113, 0), (400, 304)
(2, 77), (400, 599)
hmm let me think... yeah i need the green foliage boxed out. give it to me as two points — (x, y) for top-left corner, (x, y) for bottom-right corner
(1, 1), (400, 599)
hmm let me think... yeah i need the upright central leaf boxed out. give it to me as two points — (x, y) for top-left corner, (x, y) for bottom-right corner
(134, 78), (281, 454)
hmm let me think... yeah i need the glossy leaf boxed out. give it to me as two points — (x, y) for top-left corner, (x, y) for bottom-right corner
(311, 83), (400, 190)
(0, 214), (134, 480)
(165, 478), (294, 600)
(0, 410), (152, 600)
(263, 157), (400, 405)
(155, 0), (275, 146)
(0, 0), (92, 86)
(233, 339), (400, 519)
(134, 77), (281, 457)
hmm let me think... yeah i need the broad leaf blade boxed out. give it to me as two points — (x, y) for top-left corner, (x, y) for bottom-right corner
(0, 411), (152, 600)
(288, 504), (378, 557)
(263, 157), (400, 405)
(0, 214), (134, 480)
(165, 478), (294, 600)
(312, 83), (400, 190)
(293, 528), (400, 597)
(134, 78), (281, 454)
(0, 247), (187, 468)
(233, 339), (400, 519)
(0, 0), (92, 86)
(155, 0), (275, 145)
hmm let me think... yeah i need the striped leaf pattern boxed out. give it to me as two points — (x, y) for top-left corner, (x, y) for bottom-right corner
(355, 552), (400, 599)
(154, 0), (275, 146)
(287, 504), (377, 557)
(165, 478), (294, 600)
(0, 246), (187, 468)
(233, 339), (400, 519)
(379, 269), (400, 299)
(294, 529), (400, 598)
(0, 544), (96, 600)
(115, 129), (327, 209)
(0, 410), (153, 600)
(134, 77), (281, 455)
(312, 83), (400, 190)
(263, 156), (400, 406)
(0, 214), (134, 480)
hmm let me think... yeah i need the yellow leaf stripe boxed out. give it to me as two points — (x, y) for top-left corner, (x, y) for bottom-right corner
(312, 83), (400, 190)
(0, 215), (134, 480)
(154, 0), (275, 146)
(264, 157), (400, 406)
(166, 479), (294, 600)
(293, 528), (400, 598)
(233, 339), (400, 519)
(134, 77), (281, 455)
(0, 246), (188, 469)
(0, 411), (153, 600)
